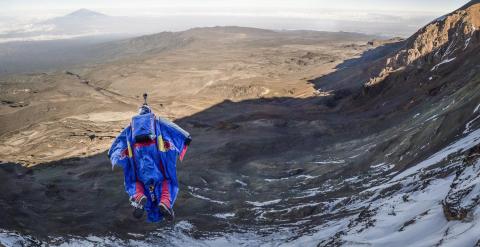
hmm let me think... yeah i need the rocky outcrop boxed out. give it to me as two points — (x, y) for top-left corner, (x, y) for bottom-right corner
(443, 145), (480, 221)
(365, 1), (480, 87)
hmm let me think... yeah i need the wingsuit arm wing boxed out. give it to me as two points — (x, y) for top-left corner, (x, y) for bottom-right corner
(108, 126), (137, 197)
(108, 127), (129, 169)
(157, 116), (192, 161)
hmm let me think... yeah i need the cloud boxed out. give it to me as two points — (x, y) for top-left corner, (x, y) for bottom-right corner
(0, 32), (104, 43)
(11, 24), (56, 34)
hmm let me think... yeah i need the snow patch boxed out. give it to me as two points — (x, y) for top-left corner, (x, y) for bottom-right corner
(344, 176), (362, 183)
(246, 199), (281, 207)
(127, 233), (144, 238)
(370, 163), (394, 172)
(265, 177), (290, 182)
(442, 100), (456, 111)
(393, 128), (480, 181)
(431, 57), (456, 71)
(189, 192), (227, 205)
(464, 115), (480, 134)
(464, 37), (471, 50)
(474, 103), (480, 113)
(296, 174), (317, 180)
(297, 186), (333, 198)
(425, 114), (439, 122)
(279, 219), (350, 246)
(213, 213), (235, 219)
(235, 179), (247, 186)
(343, 176), (455, 247)
(349, 153), (361, 159)
(313, 159), (345, 165)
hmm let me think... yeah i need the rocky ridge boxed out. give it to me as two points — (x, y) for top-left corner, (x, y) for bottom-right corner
(366, 2), (479, 87)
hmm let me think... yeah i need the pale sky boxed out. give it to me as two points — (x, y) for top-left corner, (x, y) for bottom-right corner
(0, 0), (472, 37)
(0, 0), (470, 19)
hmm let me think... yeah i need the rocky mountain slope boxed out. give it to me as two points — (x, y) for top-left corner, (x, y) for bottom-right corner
(366, 1), (479, 88)
(1, 1), (480, 246)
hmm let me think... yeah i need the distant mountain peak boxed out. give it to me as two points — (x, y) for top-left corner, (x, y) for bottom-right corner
(65, 9), (107, 18)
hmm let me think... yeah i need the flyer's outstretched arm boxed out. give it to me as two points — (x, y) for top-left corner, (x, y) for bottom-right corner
(108, 127), (137, 197)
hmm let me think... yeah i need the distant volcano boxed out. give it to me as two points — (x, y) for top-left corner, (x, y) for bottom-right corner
(45, 8), (110, 25)
(64, 8), (108, 18)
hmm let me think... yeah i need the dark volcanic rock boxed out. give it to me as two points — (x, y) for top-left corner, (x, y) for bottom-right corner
(443, 144), (480, 221)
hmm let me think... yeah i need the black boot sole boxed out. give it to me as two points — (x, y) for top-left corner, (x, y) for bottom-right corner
(133, 208), (144, 219)
(159, 204), (175, 222)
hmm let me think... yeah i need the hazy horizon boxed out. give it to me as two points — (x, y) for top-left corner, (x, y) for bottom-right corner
(0, 0), (472, 39)
(1, 0), (470, 18)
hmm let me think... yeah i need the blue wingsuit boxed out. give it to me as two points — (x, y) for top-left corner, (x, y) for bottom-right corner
(108, 112), (191, 222)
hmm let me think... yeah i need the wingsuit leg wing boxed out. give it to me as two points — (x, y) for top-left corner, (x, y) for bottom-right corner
(156, 116), (192, 209)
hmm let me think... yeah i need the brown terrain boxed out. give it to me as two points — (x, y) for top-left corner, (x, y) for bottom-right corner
(0, 1), (480, 246)
(0, 27), (374, 165)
